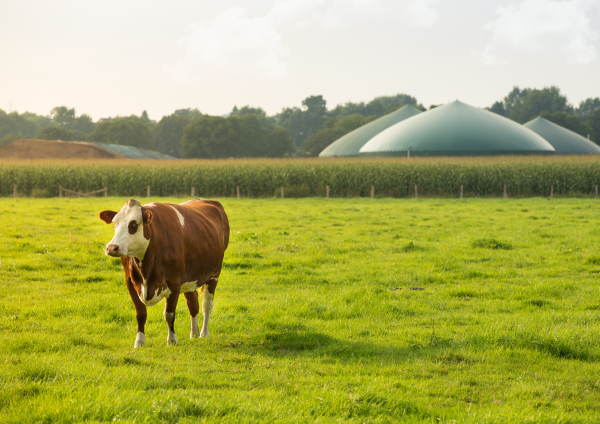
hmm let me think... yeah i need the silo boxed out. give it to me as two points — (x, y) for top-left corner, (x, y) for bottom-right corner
(524, 117), (600, 154)
(359, 100), (555, 157)
(318, 105), (422, 157)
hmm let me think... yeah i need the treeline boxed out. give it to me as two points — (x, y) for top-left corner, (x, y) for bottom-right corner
(0, 94), (422, 159)
(486, 86), (600, 141)
(1, 88), (599, 158)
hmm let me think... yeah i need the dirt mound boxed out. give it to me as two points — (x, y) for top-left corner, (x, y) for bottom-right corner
(0, 139), (124, 159)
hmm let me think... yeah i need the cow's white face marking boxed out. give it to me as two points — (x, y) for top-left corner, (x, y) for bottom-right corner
(201, 286), (214, 338)
(181, 280), (198, 293)
(170, 206), (185, 228)
(134, 332), (145, 348)
(106, 201), (149, 260)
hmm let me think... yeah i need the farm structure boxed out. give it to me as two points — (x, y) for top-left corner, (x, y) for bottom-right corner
(358, 101), (555, 157)
(318, 105), (422, 157)
(0, 139), (175, 160)
(524, 117), (600, 155)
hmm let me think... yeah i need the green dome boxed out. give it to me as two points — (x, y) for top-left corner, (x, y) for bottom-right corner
(359, 100), (555, 157)
(318, 105), (422, 157)
(523, 117), (600, 154)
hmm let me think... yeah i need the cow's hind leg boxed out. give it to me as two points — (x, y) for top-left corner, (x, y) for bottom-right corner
(164, 286), (180, 346)
(184, 291), (200, 339)
(201, 280), (217, 338)
(125, 276), (147, 348)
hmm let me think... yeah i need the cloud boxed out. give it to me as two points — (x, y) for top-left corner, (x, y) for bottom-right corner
(170, 0), (441, 82)
(475, 0), (600, 66)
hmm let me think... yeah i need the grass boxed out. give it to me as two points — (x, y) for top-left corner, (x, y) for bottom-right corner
(1, 196), (600, 423)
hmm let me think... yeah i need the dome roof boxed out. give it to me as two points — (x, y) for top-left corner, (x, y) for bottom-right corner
(523, 117), (600, 154)
(359, 100), (555, 157)
(318, 105), (422, 157)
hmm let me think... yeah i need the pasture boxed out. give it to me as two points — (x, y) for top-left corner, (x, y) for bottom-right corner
(1, 196), (600, 423)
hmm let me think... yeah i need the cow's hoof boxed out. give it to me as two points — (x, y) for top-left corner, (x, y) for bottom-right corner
(200, 331), (209, 338)
(167, 334), (178, 345)
(190, 331), (200, 339)
(134, 332), (146, 348)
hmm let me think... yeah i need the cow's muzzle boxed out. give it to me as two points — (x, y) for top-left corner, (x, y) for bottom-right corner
(105, 244), (121, 257)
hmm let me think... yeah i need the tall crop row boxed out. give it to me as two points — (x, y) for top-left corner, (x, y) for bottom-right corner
(2, 161), (600, 197)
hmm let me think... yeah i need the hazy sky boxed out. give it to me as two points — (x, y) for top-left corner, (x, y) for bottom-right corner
(2, 0), (599, 120)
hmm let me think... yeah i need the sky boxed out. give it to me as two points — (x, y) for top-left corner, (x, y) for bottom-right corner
(1, 0), (600, 121)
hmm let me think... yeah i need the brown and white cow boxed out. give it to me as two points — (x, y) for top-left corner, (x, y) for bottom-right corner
(99, 198), (229, 347)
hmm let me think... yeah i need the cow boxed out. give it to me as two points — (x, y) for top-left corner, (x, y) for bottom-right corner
(98, 198), (229, 347)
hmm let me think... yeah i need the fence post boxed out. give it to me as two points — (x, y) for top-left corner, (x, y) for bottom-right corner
(281, 186), (284, 198)
(460, 185), (463, 200)
(191, 186), (195, 198)
(503, 185), (507, 199)
(326, 185), (330, 198)
(13, 184), (17, 198)
(550, 185), (553, 198)
(59, 185), (62, 198)
(371, 185), (374, 199)
(147, 185), (150, 198)
(596, 185), (598, 199)
(104, 187), (107, 197)
(414, 184), (418, 199)
(236, 186), (240, 199)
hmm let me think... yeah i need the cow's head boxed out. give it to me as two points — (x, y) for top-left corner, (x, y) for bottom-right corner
(99, 199), (153, 259)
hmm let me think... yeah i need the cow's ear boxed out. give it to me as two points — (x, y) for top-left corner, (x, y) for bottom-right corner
(142, 208), (153, 225)
(99, 210), (117, 224)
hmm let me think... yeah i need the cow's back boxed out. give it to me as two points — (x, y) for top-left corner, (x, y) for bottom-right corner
(186, 199), (229, 250)
(177, 199), (229, 283)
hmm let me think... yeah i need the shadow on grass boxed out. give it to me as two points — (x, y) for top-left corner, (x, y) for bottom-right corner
(232, 328), (416, 362)
(232, 327), (599, 363)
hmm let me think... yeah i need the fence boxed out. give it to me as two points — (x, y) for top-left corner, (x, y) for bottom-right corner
(3, 161), (600, 198)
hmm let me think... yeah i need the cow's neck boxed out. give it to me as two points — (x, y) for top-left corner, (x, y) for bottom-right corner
(136, 226), (156, 279)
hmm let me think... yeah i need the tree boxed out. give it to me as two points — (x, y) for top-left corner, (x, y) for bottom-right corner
(277, 106), (305, 147)
(50, 106), (96, 134)
(539, 111), (590, 138)
(576, 98), (600, 121)
(153, 114), (191, 157)
(38, 126), (75, 141)
(230, 106), (277, 130)
(87, 118), (153, 150)
(181, 116), (239, 159)
(487, 101), (506, 117)
(174, 108), (203, 120)
(302, 114), (376, 157)
(0, 110), (38, 139)
(302, 95), (327, 140)
(328, 94), (418, 119)
(587, 108), (600, 144)
(181, 114), (294, 159)
(511, 86), (573, 123)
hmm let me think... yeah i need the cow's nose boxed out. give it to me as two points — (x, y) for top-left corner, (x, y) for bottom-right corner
(106, 244), (120, 256)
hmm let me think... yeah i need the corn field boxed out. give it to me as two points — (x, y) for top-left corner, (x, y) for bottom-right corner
(2, 157), (600, 198)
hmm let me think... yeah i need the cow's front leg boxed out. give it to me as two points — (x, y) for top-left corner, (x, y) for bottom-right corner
(125, 276), (147, 348)
(164, 286), (180, 346)
(184, 291), (200, 339)
(201, 281), (216, 338)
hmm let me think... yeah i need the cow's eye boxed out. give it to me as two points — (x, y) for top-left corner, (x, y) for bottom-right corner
(128, 220), (138, 235)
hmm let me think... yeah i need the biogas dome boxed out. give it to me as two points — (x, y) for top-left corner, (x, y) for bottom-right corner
(358, 101), (555, 157)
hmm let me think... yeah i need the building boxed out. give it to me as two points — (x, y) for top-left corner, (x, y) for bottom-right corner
(359, 100), (555, 157)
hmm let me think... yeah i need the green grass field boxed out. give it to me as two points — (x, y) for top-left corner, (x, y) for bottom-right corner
(1, 197), (600, 423)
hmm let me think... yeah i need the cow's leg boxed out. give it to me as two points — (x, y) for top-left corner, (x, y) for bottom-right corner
(125, 277), (147, 348)
(164, 286), (180, 346)
(184, 290), (200, 339)
(201, 280), (217, 338)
